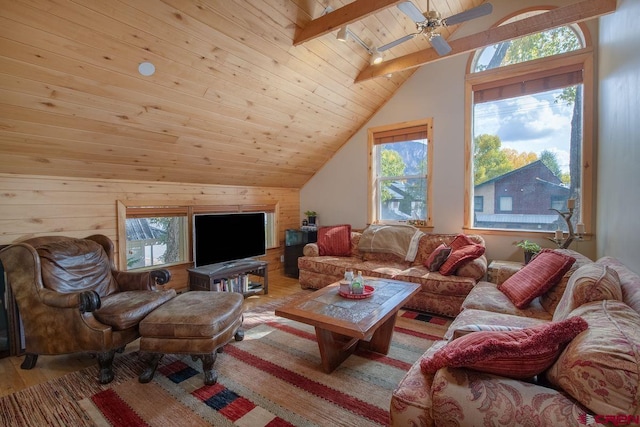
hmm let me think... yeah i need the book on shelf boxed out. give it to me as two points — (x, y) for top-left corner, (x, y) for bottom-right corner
(209, 274), (262, 294)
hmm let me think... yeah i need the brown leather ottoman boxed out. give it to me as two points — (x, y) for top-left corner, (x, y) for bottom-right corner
(138, 291), (244, 385)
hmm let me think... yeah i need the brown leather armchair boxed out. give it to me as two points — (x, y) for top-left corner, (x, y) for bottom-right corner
(0, 234), (176, 384)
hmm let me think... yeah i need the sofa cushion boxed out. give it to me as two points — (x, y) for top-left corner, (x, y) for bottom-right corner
(444, 308), (548, 341)
(499, 249), (575, 309)
(421, 316), (588, 379)
(455, 255), (487, 281)
(424, 243), (451, 272)
(552, 263), (623, 321)
(439, 243), (485, 276)
(461, 282), (552, 321)
(597, 256), (640, 314)
(546, 300), (640, 416)
(317, 224), (351, 256)
(450, 324), (523, 340)
(95, 289), (176, 330)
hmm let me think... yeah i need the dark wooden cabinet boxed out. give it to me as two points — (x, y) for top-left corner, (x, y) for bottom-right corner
(284, 229), (317, 278)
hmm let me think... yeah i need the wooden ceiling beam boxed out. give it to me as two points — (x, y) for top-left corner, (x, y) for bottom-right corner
(293, 0), (404, 46)
(355, 0), (617, 82)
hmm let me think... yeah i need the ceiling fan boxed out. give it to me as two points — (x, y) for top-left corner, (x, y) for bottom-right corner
(378, 1), (493, 57)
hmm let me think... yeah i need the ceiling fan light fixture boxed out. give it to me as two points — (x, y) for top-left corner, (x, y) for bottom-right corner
(371, 50), (384, 65)
(336, 26), (349, 42)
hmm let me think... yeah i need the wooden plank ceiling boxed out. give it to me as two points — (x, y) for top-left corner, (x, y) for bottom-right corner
(0, 0), (613, 188)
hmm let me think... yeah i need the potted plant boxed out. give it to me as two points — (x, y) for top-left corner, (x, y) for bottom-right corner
(515, 240), (541, 264)
(304, 210), (317, 225)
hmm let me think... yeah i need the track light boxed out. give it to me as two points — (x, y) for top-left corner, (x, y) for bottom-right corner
(336, 26), (349, 42)
(337, 26), (383, 64)
(371, 50), (384, 65)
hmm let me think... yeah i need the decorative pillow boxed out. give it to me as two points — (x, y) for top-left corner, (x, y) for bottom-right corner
(552, 263), (623, 322)
(546, 301), (640, 416)
(449, 234), (477, 251)
(424, 243), (451, 272)
(317, 224), (351, 256)
(499, 249), (576, 309)
(439, 243), (485, 276)
(421, 316), (588, 379)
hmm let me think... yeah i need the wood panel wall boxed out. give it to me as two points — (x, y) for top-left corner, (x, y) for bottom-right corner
(0, 173), (300, 291)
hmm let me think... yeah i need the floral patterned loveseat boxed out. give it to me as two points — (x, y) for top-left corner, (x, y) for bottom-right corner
(390, 249), (640, 426)
(298, 226), (487, 317)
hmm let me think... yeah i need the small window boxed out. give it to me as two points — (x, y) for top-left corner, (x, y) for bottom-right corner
(550, 196), (565, 211)
(499, 196), (513, 212)
(474, 196), (484, 212)
(368, 119), (432, 226)
(125, 208), (189, 269)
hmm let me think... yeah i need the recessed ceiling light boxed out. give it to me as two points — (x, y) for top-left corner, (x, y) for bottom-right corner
(138, 62), (155, 76)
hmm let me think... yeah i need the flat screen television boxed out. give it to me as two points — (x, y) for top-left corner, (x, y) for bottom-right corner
(193, 212), (266, 267)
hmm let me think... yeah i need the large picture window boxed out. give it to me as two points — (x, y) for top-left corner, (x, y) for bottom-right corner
(368, 119), (432, 227)
(466, 16), (593, 235)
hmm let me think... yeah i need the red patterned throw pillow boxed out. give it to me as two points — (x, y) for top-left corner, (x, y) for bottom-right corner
(317, 224), (351, 256)
(424, 243), (451, 272)
(449, 234), (477, 250)
(439, 235), (485, 276)
(420, 316), (588, 379)
(499, 249), (576, 308)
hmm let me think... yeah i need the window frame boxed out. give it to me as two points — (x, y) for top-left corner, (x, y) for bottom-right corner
(464, 25), (594, 239)
(367, 118), (433, 230)
(117, 201), (278, 271)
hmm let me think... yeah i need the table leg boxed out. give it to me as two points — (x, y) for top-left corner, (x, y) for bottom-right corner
(358, 312), (397, 354)
(315, 327), (359, 373)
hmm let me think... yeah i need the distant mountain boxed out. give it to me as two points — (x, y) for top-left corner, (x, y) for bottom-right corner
(381, 141), (427, 175)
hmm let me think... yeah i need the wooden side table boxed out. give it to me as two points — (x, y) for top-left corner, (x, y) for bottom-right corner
(487, 260), (524, 284)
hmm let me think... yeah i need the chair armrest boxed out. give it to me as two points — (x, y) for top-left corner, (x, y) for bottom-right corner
(431, 367), (586, 426)
(113, 268), (172, 291)
(38, 288), (101, 312)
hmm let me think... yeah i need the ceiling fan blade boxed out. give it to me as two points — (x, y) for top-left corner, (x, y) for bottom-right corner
(378, 33), (417, 52)
(443, 2), (493, 26)
(398, 1), (426, 23)
(429, 33), (452, 56)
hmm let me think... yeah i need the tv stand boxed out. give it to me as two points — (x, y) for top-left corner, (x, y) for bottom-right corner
(187, 259), (268, 296)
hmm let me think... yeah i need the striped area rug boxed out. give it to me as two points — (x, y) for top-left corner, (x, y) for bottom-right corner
(0, 305), (450, 427)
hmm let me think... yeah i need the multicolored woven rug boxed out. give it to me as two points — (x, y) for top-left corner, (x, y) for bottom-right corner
(0, 300), (449, 426)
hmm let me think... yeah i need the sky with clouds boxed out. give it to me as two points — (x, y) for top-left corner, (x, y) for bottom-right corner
(473, 87), (575, 173)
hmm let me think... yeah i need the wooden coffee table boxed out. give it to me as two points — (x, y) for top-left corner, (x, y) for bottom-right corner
(275, 277), (420, 373)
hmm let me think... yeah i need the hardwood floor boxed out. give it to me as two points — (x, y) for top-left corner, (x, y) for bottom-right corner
(0, 269), (302, 398)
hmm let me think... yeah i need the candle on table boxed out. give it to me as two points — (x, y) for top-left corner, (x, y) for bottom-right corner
(555, 229), (563, 240)
(576, 223), (585, 235)
(567, 198), (575, 209)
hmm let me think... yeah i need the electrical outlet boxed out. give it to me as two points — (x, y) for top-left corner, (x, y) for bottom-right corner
(280, 255), (284, 262)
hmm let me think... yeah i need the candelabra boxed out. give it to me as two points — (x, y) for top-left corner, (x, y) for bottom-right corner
(547, 199), (585, 249)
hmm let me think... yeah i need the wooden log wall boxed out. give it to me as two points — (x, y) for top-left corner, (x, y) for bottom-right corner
(0, 173), (300, 291)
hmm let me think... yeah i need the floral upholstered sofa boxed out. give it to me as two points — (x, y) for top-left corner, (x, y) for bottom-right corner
(390, 249), (640, 426)
(297, 224), (487, 317)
